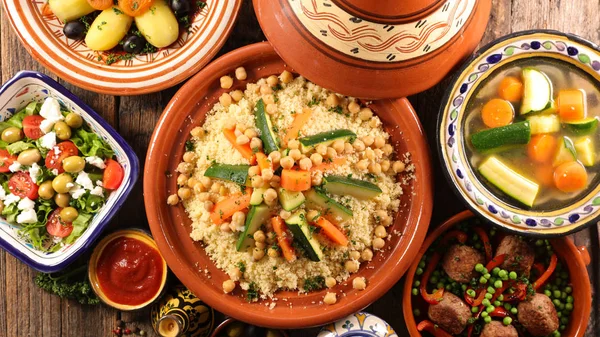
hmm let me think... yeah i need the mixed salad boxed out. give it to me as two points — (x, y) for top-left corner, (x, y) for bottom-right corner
(0, 97), (123, 252)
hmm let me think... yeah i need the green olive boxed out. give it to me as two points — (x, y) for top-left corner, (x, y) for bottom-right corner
(59, 207), (79, 222)
(1, 127), (23, 143)
(54, 193), (71, 208)
(17, 149), (41, 166)
(65, 113), (83, 129)
(54, 121), (72, 140)
(38, 181), (55, 200)
(0, 201), (5, 214)
(52, 173), (73, 194)
(62, 156), (85, 173)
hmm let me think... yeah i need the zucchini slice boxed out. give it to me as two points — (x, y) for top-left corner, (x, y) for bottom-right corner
(285, 210), (323, 262)
(278, 188), (306, 211)
(553, 136), (577, 167)
(298, 129), (356, 152)
(322, 175), (382, 199)
(204, 164), (250, 185)
(236, 205), (271, 251)
(520, 68), (553, 115)
(528, 114), (560, 135)
(255, 99), (280, 154)
(479, 156), (540, 207)
(471, 121), (531, 152)
(250, 187), (267, 206)
(304, 189), (352, 224)
(574, 136), (596, 166)
(565, 117), (599, 136)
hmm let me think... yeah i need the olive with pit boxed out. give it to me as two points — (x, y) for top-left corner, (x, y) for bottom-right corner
(54, 193), (71, 208)
(17, 149), (42, 166)
(65, 113), (83, 129)
(1, 127), (23, 143)
(52, 174), (73, 194)
(54, 122), (72, 140)
(60, 207), (79, 222)
(38, 181), (55, 200)
(63, 156), (85, 173)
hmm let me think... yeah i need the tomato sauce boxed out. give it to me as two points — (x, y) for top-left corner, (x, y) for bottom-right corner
(96, 236), (164, 306)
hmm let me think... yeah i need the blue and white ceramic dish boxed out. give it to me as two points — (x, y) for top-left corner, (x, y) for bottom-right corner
(317, 312), (397, 337)
(0, 71), (139, 272)
(438, 30), (600, 237)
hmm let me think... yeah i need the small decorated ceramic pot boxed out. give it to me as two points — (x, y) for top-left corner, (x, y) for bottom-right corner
(317, 312), (397, 337)
(151, 285), (215, 337)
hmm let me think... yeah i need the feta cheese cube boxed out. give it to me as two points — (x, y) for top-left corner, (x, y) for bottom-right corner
(39, 132), (57, 149)
(17, 197), (35, 211)
(39, 97), (65, 134)
(9, 162), (22, 172)
(4, 194), (20, 206)
(75, 171), (94, 190)
(29, 163), (41, 183)
(16, 209), (38, 224)
(90, 186), (104, 197)
(69, 186), (86, 199)
(85, 156), (106, 169)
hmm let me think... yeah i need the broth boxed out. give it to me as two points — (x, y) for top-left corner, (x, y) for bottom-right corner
(464, 57), (600, 210)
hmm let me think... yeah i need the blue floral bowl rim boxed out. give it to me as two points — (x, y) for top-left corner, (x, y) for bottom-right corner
(436, 29), (600, 238)
(0, 70), (140, 272)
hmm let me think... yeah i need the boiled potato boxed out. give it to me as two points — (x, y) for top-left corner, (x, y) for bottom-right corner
(135, 0), (179, 48)
(85, 7), (133, 51)
(48, 0), (96, 22)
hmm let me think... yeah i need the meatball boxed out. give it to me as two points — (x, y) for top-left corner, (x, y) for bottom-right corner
(517, 293), (559, 336)
(480, 321), (518, 337)
(427, 292), (471, 334)
(495, 235), (535, 275)
(441, 244), (485, 283)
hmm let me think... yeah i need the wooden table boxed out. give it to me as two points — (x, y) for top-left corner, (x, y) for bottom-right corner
(0, 1), (599, 336)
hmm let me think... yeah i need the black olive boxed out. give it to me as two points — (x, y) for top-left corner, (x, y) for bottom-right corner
(171, 0), (191, 17)
(63, 21), (86, 40)
(122, 35), (146, 54)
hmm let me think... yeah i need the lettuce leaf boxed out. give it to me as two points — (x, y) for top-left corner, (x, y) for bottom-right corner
(70, 192), (105, 214)
(64, 212), (92, 245)
(6, 140), (36, 155)
(70, 128), (114, 159)
(0, 102), (38, 132)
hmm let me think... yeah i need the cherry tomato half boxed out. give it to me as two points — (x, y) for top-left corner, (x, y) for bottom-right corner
(8, 172), (39, 200)
(0, 149), (17, 173)
(103, 159), (124, 190)
(23, 115), (45, 140)
(45, 141), (79, 174)
(46, 208), (73, 238)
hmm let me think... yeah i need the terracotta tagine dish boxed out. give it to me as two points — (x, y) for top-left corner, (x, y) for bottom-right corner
(254, 0), (492, 99)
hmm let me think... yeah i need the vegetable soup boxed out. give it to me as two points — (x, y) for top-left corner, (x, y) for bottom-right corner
(465, 58), (600, 210)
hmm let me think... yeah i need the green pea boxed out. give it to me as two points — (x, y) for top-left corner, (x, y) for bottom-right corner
(498, 270), (507, 278)
(553, 330), (561, 337)
(471, 306), (479, 313)
(473, 234), (479, 240)
(492, 267), (500, 276)
(557, 312), (562, 318)
(416, 268), (423, 275)
(560, 317), (568, 325)
(479, 276), (488, 284)
(544, 290), (552, 297)
(560, 325), (566, 331)
(467, 289), (476, 297)
(503, 317), (512, 325)
(485, 293), (493, 300)
(475, 264), (484, 273)
(413, 309), (420, 316)
(484, 273), (491, 279)
(485, 305), (495, 313)
(411, 288), (418, 296)
(429, 276), (438, 284)
(413, 280), (420, 287)
(510, 307), (518, 315)
(474, 243), (482, 249)
(487, 287), (495, 294)
(553, 299), (561, 307)
(504, 303), (512, 310)
(535, 239), (544, 246)
(565, 286), (572, 294)
(565, 303), (573, 311)
(461, 284), (467, 291)
(482, 299), (490, 307)
(481, 311), (488, 318)
(418, 261), (426, 268)
(483, 316), (492, 323)
(494, 300), (501, 307)
(553, 290), (562, 298)
(559, 303), (565, 310)
(560, 292), (567, 300)
(437, 282), (444, 289)
(494, 280), (503, 288)
(509, 271), (517, 280)
(433, 270), (440, 276)
(497, 294), (504, 301)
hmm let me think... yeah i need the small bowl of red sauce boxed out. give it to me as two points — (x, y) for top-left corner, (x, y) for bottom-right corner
(88, 229), (168, 310)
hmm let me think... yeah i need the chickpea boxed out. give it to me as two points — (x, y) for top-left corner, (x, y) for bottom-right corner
(349, 250), (361, 260)
(353, 139), (365, 152)
(232, 211), (245, 227)
(348, 101), (361, 114)
(280, 156), (294, 169)
(325, 277), (337, 288)
(383, 144), (394, 156)
(267, 247), (279, 258)
(210, 182), (223, 194)
(244, 129), (258, 139)
(368, 162), (382, 175)
(52, 174), (73, 194)
(260, 84), (273, 95)
(198, 192), (210, 202)
(236, 134), (250, 145)
(167, 194), (179, 205)
(316, 144), (327, 156)
(332, 140), (345, 154)
(248, 165), (261, 177)
(178, 187), (192, 200)
(223, 118), (236, 130)
(266, 103), (278, 115)
(289, 149), (302, 161)
(268, 151), (281, 165)
(262, 94), (275, 105)
(54, 121), (72, 140)
(311, 171), (323, 186)
(187, 177), (199, 189)
(263, 188), (277, 204)
(235, 67), (247, 80)
(17, 149), (41, 166)
(266, 75), (279, 87)
(38, 181), (55, 200)
(193, 183), (206, 194)
(266, 231), (277, 245)
(219, 186), (228, 196)
(280, 70), (294, 84)
(220, 75), (233, 89)
(59, 207), (79, 222)
(356, 159), (369, 171)
(375, 210), (388, 222)
(362, 135), (374, 147)
(191, 127), (205, 138)
(64, 113), (83, 128)
(326, 94), (340, 107)
(176, 162), (193, 174)
(369, 118), (381, 128)
(344, 143), (354, 154)
(358, 107), (373, 121)
(62, 156), (85, 173)
(231, 268), (242, 280)
(287, 139), (300, 150)
(200, 176), (212, 188)
(323, 292), (337, 305)
(299, 157), (312, 171)
(251, 175), (264, 188)
(345, 260), (360, 273)
(310, 153), (323, 166)
(203, 201), (214, 212)
(250, 137), (262, 151)
(253, 247), (265, 261)
(375, 225), (388, 238)
(262, 168), (274, 181)
(1, 127), (23, 143)
(222, 279), (236, 293)
(374, 136), (385, 149)
(230, 90), (244, 102)
(325, 147), (337, 159)
(54, 193), (70, 208)
(372, 237), (385, 250)
(381, 160), (391, 172)
(382, 215), (393, 227)
(219, 93), (232, 107)
(393, 161), (406, 173)
(306, 210), (320, 222)
(352, 277), (367, 290)
(270, 176), (281, 188)
(361, 248), (374, 262)
(279, 210), (291, 220)
(374, 149), (384, 158)
(183, 151), (196, 163)
(364, 148), (375, 160)
(255, 241), (266, 250)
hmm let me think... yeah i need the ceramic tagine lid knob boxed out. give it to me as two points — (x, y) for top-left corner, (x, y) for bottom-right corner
(253, 0), (492, 100)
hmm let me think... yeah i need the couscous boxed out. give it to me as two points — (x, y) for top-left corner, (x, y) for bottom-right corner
(168, 70), (412, 302)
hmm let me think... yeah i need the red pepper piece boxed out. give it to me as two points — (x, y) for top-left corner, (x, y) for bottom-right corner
(420, 252), (445, 304)
(473, 227), (492, 262)
(472, 288), (487, 306)
(503, 282), (528, 302)
(440, 230), (468, 246)
(533, 253), (558, 290)
(485, 254), (507, 271)
(417, 320), (454, 337)
(489, 306), (511, 318)
(491, 280), (514, 303)
(532, 262), (545, 276)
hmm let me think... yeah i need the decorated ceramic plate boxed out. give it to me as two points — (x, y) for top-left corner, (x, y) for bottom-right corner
(1, 0), (242, 95)
(317, 312), (397, 337)
(438, 30), (600, 236)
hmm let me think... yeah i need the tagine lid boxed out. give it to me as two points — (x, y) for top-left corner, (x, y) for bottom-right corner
(253, 0), (492, 99)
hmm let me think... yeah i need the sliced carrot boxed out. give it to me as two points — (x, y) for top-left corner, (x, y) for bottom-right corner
(209, 188), (252, 225)
(118, 0), (154, 16)
(283, 108), (312, 144)
(527, 134), (557, 163)
(256, 152), (272, 171)
(310, 157), (347, 172)
(498, 76), (523, 102)
(272, 216), (296, 262)
(223, 128), (256, 165)
(553, 161), (588, 193)
(558, 89), (586, 122)
(280, 168), (311, 192)
(481, 98), (514, 128)
(535, 164), (555, 187)
(314, 216), (349, 246)
(86, 0), (113, 10)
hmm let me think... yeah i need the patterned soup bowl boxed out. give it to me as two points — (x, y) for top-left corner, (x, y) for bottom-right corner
(438, 30), (600, 236)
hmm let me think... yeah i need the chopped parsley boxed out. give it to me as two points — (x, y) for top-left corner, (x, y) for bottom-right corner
(112, 7), (124, 15)
(185, 140), (194, 152)
(236, 261), (246, 273)
(246, 282), (259, 302)
(303, 276), (325, 291)
(97, 21), (107, 31)
(328, 105), (343, 114)
(307, 97), (319, 107)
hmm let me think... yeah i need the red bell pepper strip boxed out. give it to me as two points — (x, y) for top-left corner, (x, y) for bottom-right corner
(473, 227), (492, 262)
(533, 253), (558, 290)
(472, 288), (487, 306)
(440, 230), (468, 246)
(417, 320), (454, 337)
(491, 280), (514, 303)
(489, 306), (511, 318)
(420, 252), (445, 304)
(467, 325), (474, 337)
(532, 262), (545, 277)
(485, 254), (506, 271)
(503, 282), (528, 302)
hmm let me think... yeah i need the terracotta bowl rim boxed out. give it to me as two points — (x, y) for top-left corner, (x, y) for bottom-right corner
(437, 29), (600, 237)
(143, 41), (433, 328)
(402, 210), (592, 337)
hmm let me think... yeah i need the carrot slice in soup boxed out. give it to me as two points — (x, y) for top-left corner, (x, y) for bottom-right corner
(481, 98), (514, 128)
(310, 157), (347, 172)
(272, 216), (296, 262)
(283, 108), (312, 144)
(314, 216), (349, 246)
(527, 134), (557, 163)
(497, 76), (524, 102)
(535, 164), (554, 187)
(210, 188), (252, 225)
(280, 169), (311, 192)
(223, 128), (256, 164)
(558, 89), (586, 122)
(553, 161), (588, 193)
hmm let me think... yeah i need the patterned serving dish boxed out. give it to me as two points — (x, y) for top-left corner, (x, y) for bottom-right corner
(318, 312), (398, 337)
(1, 0), (242, 95)
(438, 30), (600, 236)
(0, 71), (139, 272)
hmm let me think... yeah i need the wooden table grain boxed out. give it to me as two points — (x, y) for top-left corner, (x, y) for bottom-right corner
(0, 1), (599, 336)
